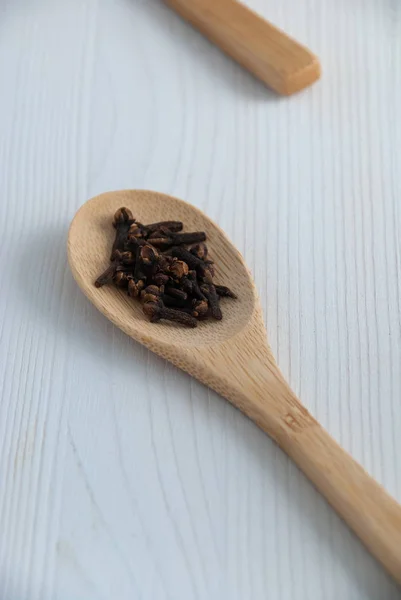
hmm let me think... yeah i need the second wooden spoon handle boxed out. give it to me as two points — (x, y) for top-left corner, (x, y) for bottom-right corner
(164, 0), (320, 95)
(274, 398), (401, 584)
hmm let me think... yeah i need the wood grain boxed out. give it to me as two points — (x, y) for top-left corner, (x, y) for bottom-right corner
(0, 0), (400, 599)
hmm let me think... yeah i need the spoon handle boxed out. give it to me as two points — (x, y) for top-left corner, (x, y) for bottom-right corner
(234, 370), (401, 584)
(200, 334), (401, 584)
(280, 414), (401, 584)
(164, 0), (320, 95)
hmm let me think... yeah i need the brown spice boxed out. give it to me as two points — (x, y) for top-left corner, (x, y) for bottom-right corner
(110, 207), (135, 259)
(144, 221), (183, 234)
(215, 285), (237, 299)
(169, 260), (189, 281)
(201, 283), (222, 320)
(114, 271), (131, 287)
(149, 231), (206, 250)
(128, 279), (145, 298)
(143, 302), (198, 328)
(190, 242), (208, 260)
(94, 207), (237, 327)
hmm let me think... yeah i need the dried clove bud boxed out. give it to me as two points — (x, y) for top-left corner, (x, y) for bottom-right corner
(140, 285), (162, 304)
(129, 222), (149, 239)
(126, 231), (146, 244)
(142, 293), (160, 304)
(158, 255), (173, 271)
(145, 236), (172, 250)
(181, 276), (193, 295)
(207, 264), (215, 278)
(143, 302), (198, 328)
(95, 263), (117, 288)
(119, 251), (134, 265)
(171, 232), (206, 245)
(202, 268), (215, 284)
(161, 294), (186, 308)
(192, 300), (209, 318)
(201, 283), (222, 320)
(128, 279), (145, 298)
(168, 259), (189, 281)
(153, 272), (170, 287)
(111, 207), (135, 259)
(150, 231), (206, 250)
(140, 244), (160, 267)
(113, 207), (134, 226)
(144, 221), (183, 234)
(133, 246), (145, 282)
(142, 285), (161, 296)
(215, 285), (237, 299)
(171, 247), (208, 275)
(190, 243), (208, 260)
(95, 250), (124, 288)
(114, 271), (131, 287)
(164, 287), (187, 301)
(187, 270), (206, 300)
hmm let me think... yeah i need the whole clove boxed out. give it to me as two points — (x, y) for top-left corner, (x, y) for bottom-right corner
(128, 222), (144, 239)
(153, 272), (170, 287)
(143, 302), (198, 328)
(161, 294), (187, 308)
(215, 285), (237, 299)
(128, 278), (145, 298)
(114, 271), (131, 287)
(95, 250), (124, 288)
(110, 207), (135, 259)
(119, 251), (135, 265)
(140, 244), (160, 269)
(94, 207), (237, 327)
(190, 242), (208, 260)
(140, 285), (185, 309)
(187, 270), (206, 300)
(171, 246), (208, 275)
(144, 221), (183, 234)
(125, 234), (147, 251)
(201, 283), (223, 320)
(149, 231), (206, 250)
(140, 285), (162, 304)
(95, 263), (117, 288)
(164, 287), (187, 301)
(192, 299), (209, 318)
(168, 259), (189, 281)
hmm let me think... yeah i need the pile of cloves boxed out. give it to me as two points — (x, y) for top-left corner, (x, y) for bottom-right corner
(94, 207), (237, 327)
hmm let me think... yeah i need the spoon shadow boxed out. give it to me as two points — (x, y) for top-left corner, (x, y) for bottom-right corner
(14, 227), (146, 375)
(125, 0), (277, 103)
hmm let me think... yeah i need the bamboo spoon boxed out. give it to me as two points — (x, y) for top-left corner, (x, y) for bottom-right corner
(68, 190), (401, 586)
(164, 0), (320, 95)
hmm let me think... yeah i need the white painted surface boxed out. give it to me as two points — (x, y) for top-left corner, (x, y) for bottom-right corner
(0, 0), (400, 598)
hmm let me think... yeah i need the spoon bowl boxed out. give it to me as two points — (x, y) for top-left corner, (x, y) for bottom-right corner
(68, 190), (256, 348)
(68, 190), (401, 586)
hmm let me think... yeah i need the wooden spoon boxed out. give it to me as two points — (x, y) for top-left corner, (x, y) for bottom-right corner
(164, 0), (320, 95)
(68, 190), (401, 586)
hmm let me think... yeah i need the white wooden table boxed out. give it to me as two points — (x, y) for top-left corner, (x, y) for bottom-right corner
(0, 1), (400, 598)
